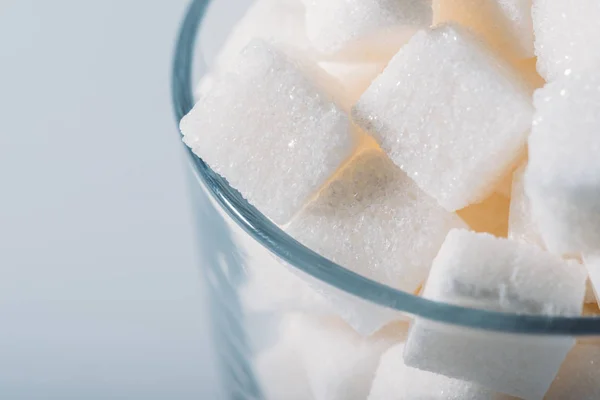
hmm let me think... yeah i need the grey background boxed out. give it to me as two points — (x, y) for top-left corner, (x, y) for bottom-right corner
(0, 0), (255, 398)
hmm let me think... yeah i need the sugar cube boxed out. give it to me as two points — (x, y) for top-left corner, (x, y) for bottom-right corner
(285, 149), (465, 334)
(194, 74), (214, 101)
(508, 163), (545, 247)
(319, 61), (386, 105)
(303, 0), (432, 61)
(433, 0), (534, 60)
(368, 343), (516, 400)
(404, 229), (587, 399)
(286, 315), (404, 400)
(353, 24), (533, 211)
(493, 151), (527, 198)
(533, 0), (600, 82)
(240, 253), (332, 316)
(545, 344), (600, 400)
(525, 71), (600, 255)
(181, 40), (357, 224)
(212, 0), (312, 71)
(254, 316), (315, 400)
(457, 192), (510, 237)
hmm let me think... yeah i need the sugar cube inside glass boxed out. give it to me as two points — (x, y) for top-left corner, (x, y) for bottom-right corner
(353, 24), (533, 211)
(369, 343), (516, 400)
(525, 71), (600, 255)
(210, 0), (312, 71)
(284, 315), (402, 400)
(303, 0), (432, 60)
(433, 0), (534, 60)
(284, 148), (465, 334)
(404, 229), (587, 399)
(181, 40), (357, 224)
(533, 0), (600, 81)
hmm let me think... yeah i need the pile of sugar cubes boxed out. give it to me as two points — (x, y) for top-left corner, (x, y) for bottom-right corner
(181, 0), (600, 398)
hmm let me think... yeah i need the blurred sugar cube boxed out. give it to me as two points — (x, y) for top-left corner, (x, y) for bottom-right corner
(368, 343), (516, 400)
(254, 316), (315, 400)
(303, 0), (432, 61)
(212, 0), (312, 71)
(404, 229), (587, 399)
(240, 254), (332, 316)
(353, 24), (533, 211)
(533, 0), (600, 81)
(286, 315), (404, 400)
(545, 344), (600, 400)
(457, 192), (510, 237)
(525, 72), (600, 255)
(285, 149), (465, 334)
(194, 74), (214, 101)
(508, 163), (545, 247)
(181, 40), (357, 224)
(319, 61), (386, 105)
(433, 0), (534, 60)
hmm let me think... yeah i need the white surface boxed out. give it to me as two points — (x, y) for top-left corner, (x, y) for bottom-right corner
(0, 1), (222, 399)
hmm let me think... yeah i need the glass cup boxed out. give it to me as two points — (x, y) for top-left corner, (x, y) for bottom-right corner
(171, 1), (600, 398)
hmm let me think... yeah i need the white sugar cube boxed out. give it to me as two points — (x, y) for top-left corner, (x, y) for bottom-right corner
(285, 149), (465, 334)
(286, 315), (404, 400)
(240, 253), (332, 316)
(319, 61), (386, 105)
(525, 72), (600, 255)
(303, 0), (432, 61)
(254, 316), (315, 400)
(404, 229), (587, 400)
(353, 24), (533, 211)
(433, 0), (534, 59)
(181, 40), (357, 224)
(369, 343), (516, 400)
(194, 74), (214, 101)
(533, 0), (600, 81)
(457, 192), (510, 238)
(493, 151), (527, 198)
(508, 163), (545, 247)
(545, 344), (600, 400)
(212, 0), (312, 71)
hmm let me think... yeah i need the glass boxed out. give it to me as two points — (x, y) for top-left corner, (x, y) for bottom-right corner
(171, 1), (600, 398)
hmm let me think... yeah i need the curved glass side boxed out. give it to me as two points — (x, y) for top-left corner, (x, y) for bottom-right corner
(171, 0), (600, 335)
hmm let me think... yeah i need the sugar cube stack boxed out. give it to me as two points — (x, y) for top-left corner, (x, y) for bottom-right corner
(303, 0), (433, 61)
(285, 315), (403, 400)
(404, 229), (587, 399)
(525, 71), (600, 256)
(545, 344), (600, 400)
(368, 343), (516, 400)
(180, 0), (600, 397)
(285, 149), (465, 334)
(181, 40), (357, 224)
(433, 0), (534, 60)
(533, 0), (600, 82)
(353, 24), (534, 211)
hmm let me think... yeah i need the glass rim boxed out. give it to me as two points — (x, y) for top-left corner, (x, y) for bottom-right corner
(171, 0), (600, 336)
